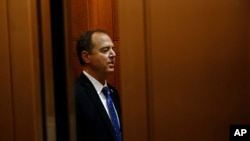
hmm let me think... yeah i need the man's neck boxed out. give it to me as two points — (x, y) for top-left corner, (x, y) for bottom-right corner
(83, 68), (107, 85)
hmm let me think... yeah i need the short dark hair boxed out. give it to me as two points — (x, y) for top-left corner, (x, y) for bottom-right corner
(76, 29), (106, 66)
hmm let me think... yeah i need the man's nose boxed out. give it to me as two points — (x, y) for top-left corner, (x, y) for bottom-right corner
(109, 49), (116, 57)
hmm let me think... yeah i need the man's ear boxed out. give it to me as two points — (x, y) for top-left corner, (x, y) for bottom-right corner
(81, 51), (90, 63)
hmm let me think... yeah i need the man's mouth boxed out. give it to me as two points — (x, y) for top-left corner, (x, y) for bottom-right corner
(108, 62), (115, 67)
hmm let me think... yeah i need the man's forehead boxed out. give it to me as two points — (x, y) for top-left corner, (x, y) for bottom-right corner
(92, 32), (112, 45)
(92, 32), (109, 40)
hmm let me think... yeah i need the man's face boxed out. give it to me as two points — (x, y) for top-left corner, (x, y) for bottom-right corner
(88, 32), (116, 75)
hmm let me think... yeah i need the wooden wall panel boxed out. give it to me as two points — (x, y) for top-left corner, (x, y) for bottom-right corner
(40, 0), (56, 140)
(0, 0), (14, 140)
(88, 0), (99, 30)
(6, 0), (43, 140)
(248, 2), (250, 123)
(119, 0), (149, 140)
(112, 0), (119, 40)
(149, 1), (249, 140)
(70, 0), (88, 78)
(71, 0), (89, 37)
(119, 0), (250, 141)
(63, 0), (76, 140)
(98, 0), (114, 37)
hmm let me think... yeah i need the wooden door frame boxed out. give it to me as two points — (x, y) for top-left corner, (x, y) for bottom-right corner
(118, 0), (150, 140)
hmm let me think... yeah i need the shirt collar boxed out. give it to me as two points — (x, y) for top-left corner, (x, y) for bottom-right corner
(83, 71), (107, 95)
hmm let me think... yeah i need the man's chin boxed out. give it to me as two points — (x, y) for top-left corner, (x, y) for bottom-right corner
(107, 69), (115, 74)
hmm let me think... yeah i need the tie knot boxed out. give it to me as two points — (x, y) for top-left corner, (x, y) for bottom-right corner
(102, 87), (110, 97)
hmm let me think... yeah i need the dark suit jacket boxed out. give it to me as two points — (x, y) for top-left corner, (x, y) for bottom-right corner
(75, 73), (122, 141)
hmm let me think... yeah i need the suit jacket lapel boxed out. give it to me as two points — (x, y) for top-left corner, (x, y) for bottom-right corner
(79, 73), (116, 137)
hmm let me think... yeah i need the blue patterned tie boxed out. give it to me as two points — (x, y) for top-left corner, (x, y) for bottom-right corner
(102, 87), (122, 141)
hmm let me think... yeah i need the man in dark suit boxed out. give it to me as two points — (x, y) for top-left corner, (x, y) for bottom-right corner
(75, 29), (122, 141)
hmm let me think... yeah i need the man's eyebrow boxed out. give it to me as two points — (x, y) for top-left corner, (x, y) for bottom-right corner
(100, 45), (115, 49)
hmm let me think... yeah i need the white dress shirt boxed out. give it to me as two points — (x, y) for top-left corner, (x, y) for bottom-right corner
(83, 71), (120, 125)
